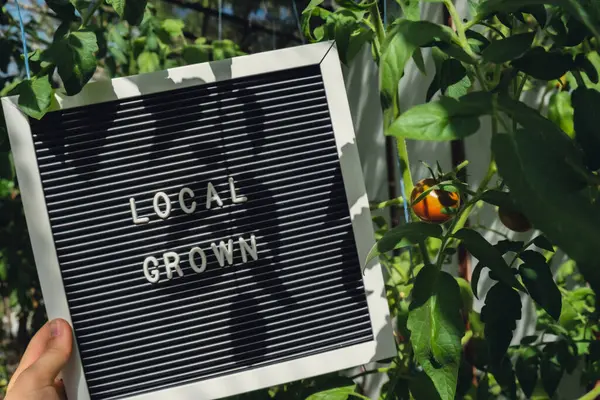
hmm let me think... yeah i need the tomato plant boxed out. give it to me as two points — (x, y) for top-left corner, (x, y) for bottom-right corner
(300, 0), (600, 399)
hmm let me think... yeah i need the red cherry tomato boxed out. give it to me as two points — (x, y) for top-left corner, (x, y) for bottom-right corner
(410, 178), (460, 223)
(498, 207), (532, 232)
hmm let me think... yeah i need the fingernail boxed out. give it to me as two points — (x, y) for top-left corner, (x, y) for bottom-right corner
(50, 320), (61, 337)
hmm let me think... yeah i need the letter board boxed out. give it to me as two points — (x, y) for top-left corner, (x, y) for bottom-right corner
(2, 42), (395, 400)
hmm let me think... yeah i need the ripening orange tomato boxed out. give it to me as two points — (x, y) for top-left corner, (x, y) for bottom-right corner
(410, 178), (460, 223)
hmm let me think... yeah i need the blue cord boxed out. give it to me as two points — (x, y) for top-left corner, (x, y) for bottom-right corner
(15, 0), (31, 79)
(291, 0), (305, 44)
(383, 0), (387, 27)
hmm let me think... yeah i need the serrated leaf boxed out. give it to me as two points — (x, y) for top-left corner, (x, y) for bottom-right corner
(380, 20), (456, 110)
(540, 343), (564, 397)
(366, 222), (442, 263)
(407, 266), (464, 400)
(306, 385), (357, 400)
(50, 29), (98, 96)
(454, 229), (525, 292)
(387, 96), (482, 141)
(482, 32), (536, 63)
(481, 282), (522, 365)
(533, 235), (554, 252)
(519, 252), (562, 320)
(137, 51), (160, 73)
(161, 19), (184, 37)
(106, 0), (148, 25)
(512, 47), (574, 80)
(17, 78), (54, 120)
(572, 87), (600, 170)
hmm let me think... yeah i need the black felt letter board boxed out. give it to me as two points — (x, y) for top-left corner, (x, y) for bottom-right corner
(29, 65), (372, 399)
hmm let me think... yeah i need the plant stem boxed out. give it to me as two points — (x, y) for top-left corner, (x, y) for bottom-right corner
(370, 197), (405, 210)
(573, 69), (586, 88)
(577, 384), (600, 400)
(396, 137), (415, 202)
(369, 3), (386, 59)
(443, 0), (469, 52)
(81, 0), (103, 27)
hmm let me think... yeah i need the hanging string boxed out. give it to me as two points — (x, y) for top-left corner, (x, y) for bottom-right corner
(383, 0), (387, 27)
(291, 0), (305, 44)
(15, 0), (31, 79)
(218, 0), (223, 41)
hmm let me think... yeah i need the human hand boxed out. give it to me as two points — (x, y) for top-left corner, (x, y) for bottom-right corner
(5, 319), (73, 400)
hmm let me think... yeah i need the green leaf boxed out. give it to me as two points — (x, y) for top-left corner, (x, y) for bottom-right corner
(106, 0), (148, 25)
(491, 357), (517, 399)
(575, 53), (599, 84)
(0, 152), (11, 180)
(366, 222), (442, 263)
(521, 5), (547, 26)
(481, 282), (522, 365)
(454, 228), (526, 292)
(387, 97), (482, 141)
(45, 0), (78, 20)
(306, 385), (358, 400)
(301, 0), (331, 42)
(17, 77), (54, 120)
(512, 47), (574, 80)
(412, 48), (427, 75)
(182, 45), (210, 64)
(533, 235), (554, 252)
(397, 0), (421, 21)
(407, 266), (464, 400)
(380, 20), (456, 110)
(492, 127), (600, 274)
(161, 19), (184, 37)
(548, 91), (575, 138)
(137, 51), (160, 73)
(572, 87), (600, 170)
(540, 343), (564, 397)
(482, 32), (536, 64)
(519, 251), (562, 320)
(334, 0), (376, 11)
(471, 262), (483, 299)
(480, 189), (517, 210)
(494, 240), (525, 254)
(50, 29), (98, 96)
(466, 29), (491, 54)
(440, 59), (471, 99)
(556, 339), (578, 374)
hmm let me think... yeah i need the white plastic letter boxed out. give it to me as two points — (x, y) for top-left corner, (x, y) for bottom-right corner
(130, 198), (149, 225)
(229, 177), (247, 204)
(189, 247), (207, 274)
(164, 251), (183, 280)
(179, 187), (197, 214)
(238, 235), (258, 263)
(143, 256), (160, 283)
(206, 182), (223, 209)
(153, 192), (172, 219)
(211, 239), (234, 267)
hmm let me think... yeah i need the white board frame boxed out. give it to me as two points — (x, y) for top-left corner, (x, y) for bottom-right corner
(1, 42), (395, 400)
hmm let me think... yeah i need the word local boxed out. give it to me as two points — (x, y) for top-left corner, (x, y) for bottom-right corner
(128, 178), (259, 284)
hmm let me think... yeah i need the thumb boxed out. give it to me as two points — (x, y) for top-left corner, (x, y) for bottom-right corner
(21, 319), (73, 386)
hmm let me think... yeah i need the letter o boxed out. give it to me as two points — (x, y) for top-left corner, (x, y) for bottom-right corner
(189, 247), (207, 274)
(153, 192), (172, 219)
